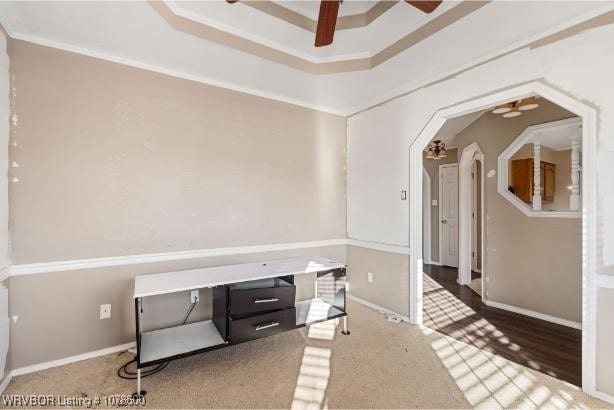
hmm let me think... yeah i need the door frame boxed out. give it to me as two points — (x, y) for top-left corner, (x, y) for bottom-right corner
(408, 81), (597, 393)
(471, 160), (480, 273)
(438, 163), (458, 268)
(458, 143), (484, 295)
(422, 168), (432, 264)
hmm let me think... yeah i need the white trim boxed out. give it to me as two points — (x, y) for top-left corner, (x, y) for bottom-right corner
(498, 117), (582, 218)
(346, 239), (409, 255)
(9, 238), (414, 277)
(0, 30), (346, 117)
(422, 167), (432, 264)
(0, 373), (11, 394)
(587, 389), (614, 406)
(408, 80), (598, 396)
(596, 274), (614, 289)
(345, 2), (614, 116)
(11, 342), (136, 377)
(458, 143), (484, 286)
(483, 299), (582, 330)
(347, 294), (410, 322)
(2, 3), (613, 118)
(438, 163), (458, 268)
(0, 266), (9, 282)
(11, 239), (347, 276)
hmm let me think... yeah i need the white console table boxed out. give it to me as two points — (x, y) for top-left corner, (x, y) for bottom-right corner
(132, 256), (348, 396)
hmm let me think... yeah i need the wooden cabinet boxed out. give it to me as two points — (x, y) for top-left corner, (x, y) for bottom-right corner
(510, 158), (555, 203)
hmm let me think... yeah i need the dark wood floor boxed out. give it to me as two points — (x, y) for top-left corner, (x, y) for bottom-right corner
(423, 264), (582, 386)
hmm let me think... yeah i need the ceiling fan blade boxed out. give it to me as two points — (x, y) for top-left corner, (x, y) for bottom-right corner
(405, 1), (442, 13)
(315, 1), (340, 47)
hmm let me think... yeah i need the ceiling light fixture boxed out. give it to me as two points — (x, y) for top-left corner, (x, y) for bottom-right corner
(492, 103), (513, 114)
(518, 96), (539, 111)
(425, 140), (447, 160)
(502, 107), (522, 118)
(492, 97), (540, 118)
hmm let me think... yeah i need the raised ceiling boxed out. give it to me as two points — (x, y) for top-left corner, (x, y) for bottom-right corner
(160, 0), (475, 70)
(0, 1), (612, 115)
(276, 1), (380, 19)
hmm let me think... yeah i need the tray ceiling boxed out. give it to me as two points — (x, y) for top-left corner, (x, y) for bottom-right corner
(0, 1), (612, 115)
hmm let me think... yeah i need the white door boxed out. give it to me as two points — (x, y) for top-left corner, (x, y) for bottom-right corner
(439, 164), (459, 267)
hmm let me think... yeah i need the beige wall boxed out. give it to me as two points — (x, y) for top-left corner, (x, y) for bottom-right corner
(7, 41), (349, 369)
(454, 99), (581, 322)
(9, 40), (347, 264)
(596, 288), (614, 395)
(422, 148), (457, 264)
(346, 246), (409, 317)
(9, 246), (345, 369)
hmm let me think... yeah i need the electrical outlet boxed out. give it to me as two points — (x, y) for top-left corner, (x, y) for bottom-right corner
(100, 304), (111, 319)
(367, 272), (374, 283)
(191, 290), (199, 303)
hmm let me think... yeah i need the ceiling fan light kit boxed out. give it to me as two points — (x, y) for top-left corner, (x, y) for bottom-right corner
(502, 108), (522, 118)
(518, 96), (540, 111)
(492, 102), (513, 114)
(493, 97), (540, 118)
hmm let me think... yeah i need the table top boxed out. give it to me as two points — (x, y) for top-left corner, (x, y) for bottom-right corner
(133, 256), (345, 298)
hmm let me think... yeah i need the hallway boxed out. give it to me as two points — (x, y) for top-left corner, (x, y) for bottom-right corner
(423, 264), (582, 386)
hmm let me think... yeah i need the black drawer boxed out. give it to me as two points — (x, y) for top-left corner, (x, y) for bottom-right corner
(229, 308), (296, 344)
(229, 278), (295, 316)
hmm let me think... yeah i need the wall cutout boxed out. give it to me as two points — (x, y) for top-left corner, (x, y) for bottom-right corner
(498, 117), (581, 218)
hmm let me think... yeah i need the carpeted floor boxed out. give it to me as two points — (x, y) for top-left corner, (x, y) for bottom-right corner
(2, 301), (609, 409)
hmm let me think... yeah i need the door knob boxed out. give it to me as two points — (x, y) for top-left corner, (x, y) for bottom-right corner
(441, 220), (448, 224)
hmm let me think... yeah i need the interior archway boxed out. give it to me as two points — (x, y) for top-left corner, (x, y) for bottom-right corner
(408, 80), (598, 392)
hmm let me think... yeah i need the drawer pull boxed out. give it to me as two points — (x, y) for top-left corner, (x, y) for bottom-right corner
(254, 297), (279, 304)
(255, 321), (280, 331)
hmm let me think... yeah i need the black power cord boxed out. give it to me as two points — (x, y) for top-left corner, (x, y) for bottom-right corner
(117, 301), (197, 380)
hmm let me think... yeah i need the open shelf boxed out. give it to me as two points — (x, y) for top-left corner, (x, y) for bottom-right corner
(139, 320), (226, 366)
(295, 298), (345, 327)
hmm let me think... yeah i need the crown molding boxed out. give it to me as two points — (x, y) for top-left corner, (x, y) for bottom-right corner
(3, 2), (613, 118)
(346, 2), (614, 116)
(0, 23), (347, 117)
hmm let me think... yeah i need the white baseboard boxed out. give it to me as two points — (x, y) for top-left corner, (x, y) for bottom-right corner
(484, 299), (582, 330)
(588, 389), (614, 405)
(424, 260), (440, 266)
(11, 342), (135, 376)
(0, 373), (12, 394)
(347, 294), (410, 322)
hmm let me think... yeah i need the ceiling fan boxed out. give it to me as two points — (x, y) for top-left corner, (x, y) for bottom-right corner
(227, 0), (443, 47)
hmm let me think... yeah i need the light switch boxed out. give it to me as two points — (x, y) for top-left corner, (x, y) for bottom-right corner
(432, 199), (438, 206)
